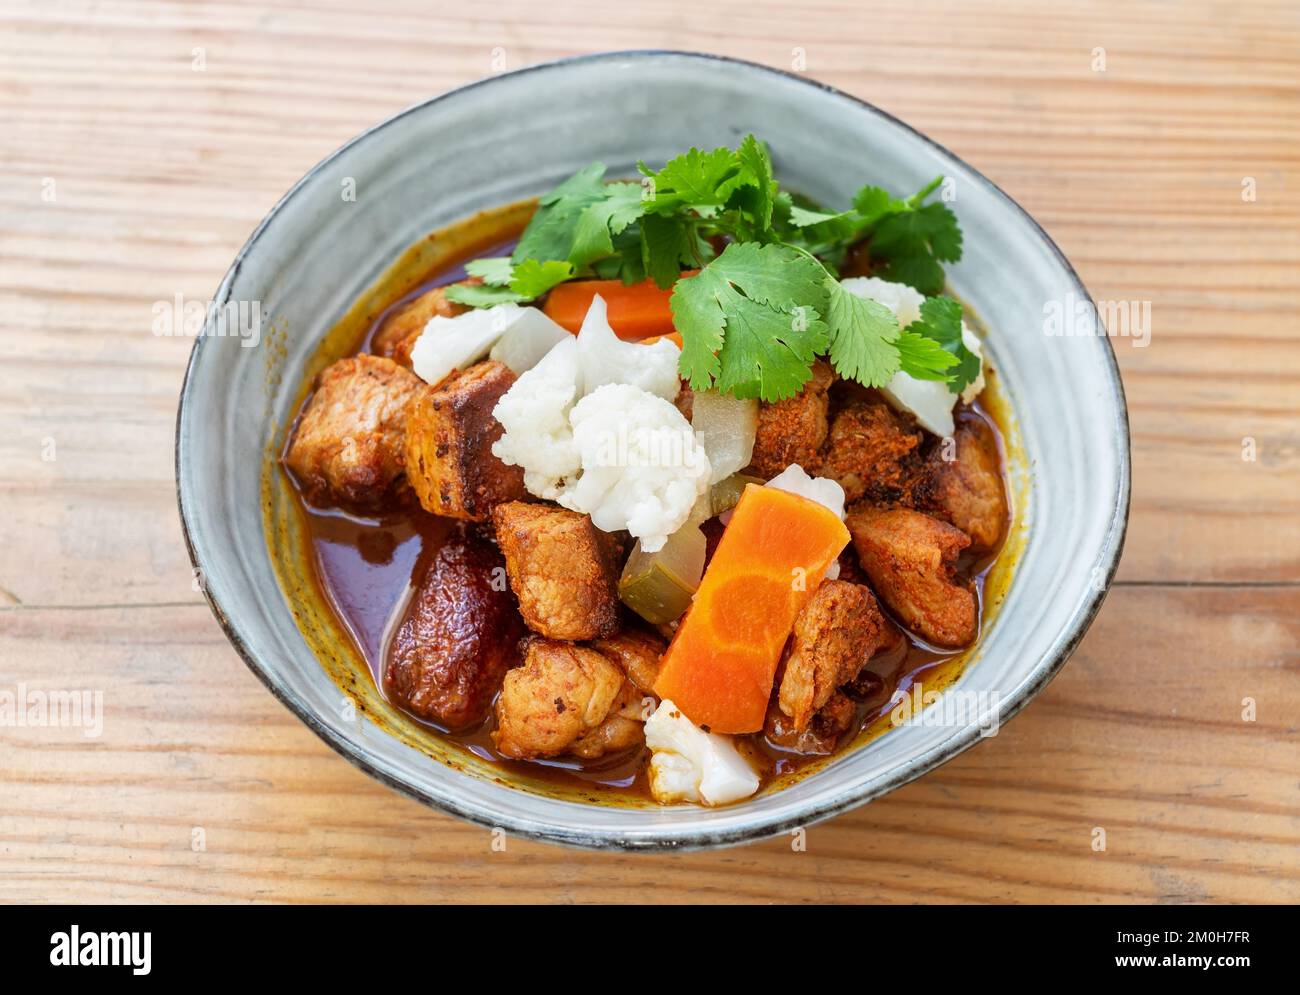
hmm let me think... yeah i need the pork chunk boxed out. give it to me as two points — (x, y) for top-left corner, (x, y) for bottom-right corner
(372, 283), (469, 369)
(404, 360), (526, 521)
(591, 626), (666, 696)
(571, 678), (647, 759)
(777, 580), (893, 731)
(284, 354), (424, 511)
(491, 501), (621, 640)
(764, 691), (857, 756)
(846, 506), (977, 648)
(818, 396), (923, 504)
(748, 360), (835, 477)
(384, 524), (526, 730)
(911, 417), (1007, 550)
(492, 640), (627, 759)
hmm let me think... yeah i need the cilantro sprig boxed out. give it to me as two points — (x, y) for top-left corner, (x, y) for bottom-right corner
(448, 136), (978, 401)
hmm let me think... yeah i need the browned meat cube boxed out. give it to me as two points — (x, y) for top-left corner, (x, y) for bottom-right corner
(911, 417), (1007, 550)
(492, 640), (628, 759)
(491, 501), (621, 640)
(384, 524), (526, 730)
(748, 360), (835, 477)
(817, 395), (923, 505)
(570, 678), (646, 760)
(846, 506), (977, 649)
(404, 360), (526, 521)
(591, 626), (666, 696)
(283, 354), (424, 511)
(371, 283), (470, 370)
(776, 580), (894, 731)
(764, 691), (857, 756)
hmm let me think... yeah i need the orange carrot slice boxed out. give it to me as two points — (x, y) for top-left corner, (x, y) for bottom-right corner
(544, 276), (693, 339)
(653, 485), (850, 734)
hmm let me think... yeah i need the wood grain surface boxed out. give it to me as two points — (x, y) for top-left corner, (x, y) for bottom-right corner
(1, 0), (1296, 903)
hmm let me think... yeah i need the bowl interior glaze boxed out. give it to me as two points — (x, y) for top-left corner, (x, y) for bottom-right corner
(177, 51), (1129, 850)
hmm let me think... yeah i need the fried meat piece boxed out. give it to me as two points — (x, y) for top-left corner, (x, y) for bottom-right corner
(818, 395), (923, 505)
(384, 524), (526, 729)
(284, 354), (424, 511)
(846, 506), (977, 649)
(491, 501), (621, 640)
(404, 360), (526, 520)
(911, 417), (1007, 550)
(776, 580), (893, 731)
(492, 640), (627, 760)
(748, 360), (835, 477)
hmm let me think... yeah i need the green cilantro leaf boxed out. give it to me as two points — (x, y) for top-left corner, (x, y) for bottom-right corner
(671, 242), (829, 401)
(464, 257), (514, 286)
(824, 281), (903, 387)
(640, 213), (699, 288)
(642, 146), (748, 214)
(443, 282), (524, 307)
(733, 135), (777, 236)
(512, 163), (609, 264)
(894, 329), (959, 381)
(868, 199), (962, 295)
(445, 258), (574, 307)
(902, 296), (980, 391)
(509, 258), (575, 298)
(568, 182), (645, 268)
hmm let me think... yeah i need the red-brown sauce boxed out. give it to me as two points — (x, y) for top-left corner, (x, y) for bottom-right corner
(283, 236), (1010, 801)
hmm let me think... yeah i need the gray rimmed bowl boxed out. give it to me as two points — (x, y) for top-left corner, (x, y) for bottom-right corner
(176, 51), (1129, 851)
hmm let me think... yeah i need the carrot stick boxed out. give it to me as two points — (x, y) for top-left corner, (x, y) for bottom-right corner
(653, 485), (850, 734)
(544, 276), (692, 340)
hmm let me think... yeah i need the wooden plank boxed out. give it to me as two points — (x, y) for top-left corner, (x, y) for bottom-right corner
(0, 588), (1294, 904)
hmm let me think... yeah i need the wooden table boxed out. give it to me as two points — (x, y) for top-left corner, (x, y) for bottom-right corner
(2, 0), (1296, 904)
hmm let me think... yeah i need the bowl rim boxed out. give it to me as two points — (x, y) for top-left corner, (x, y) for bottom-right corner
(176, 49), (1131, 851)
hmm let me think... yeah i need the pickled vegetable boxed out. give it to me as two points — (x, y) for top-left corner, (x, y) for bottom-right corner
(708, 473), (763, 518)
(618, 523), (707, 624)
(691, 390), (758, 483)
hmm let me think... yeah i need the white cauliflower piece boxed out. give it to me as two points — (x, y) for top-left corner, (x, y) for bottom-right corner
(558, 383), (711, 552)
(764, 463), (846, 520)
(576, 294), (681, 401)
(490, 337), (582, 501)
(644, 700), (760, 806)
(838, 276), (987, 436)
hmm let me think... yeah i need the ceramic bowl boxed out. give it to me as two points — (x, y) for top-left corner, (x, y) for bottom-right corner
(176, 51), (1129, 850)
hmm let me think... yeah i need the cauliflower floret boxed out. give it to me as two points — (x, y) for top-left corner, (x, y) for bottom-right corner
(644, 700), (760, 806)
(491, 337), (582, 500)
(558, 383), (711, 552)
(765, 463), (846, 520)
(839, 276), (986, 436)
(576, 294), (681, 401)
